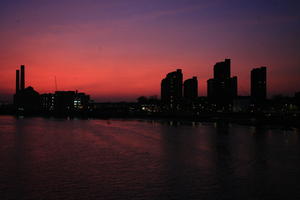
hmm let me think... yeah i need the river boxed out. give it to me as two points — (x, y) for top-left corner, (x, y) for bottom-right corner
(0, 116), (299, 199)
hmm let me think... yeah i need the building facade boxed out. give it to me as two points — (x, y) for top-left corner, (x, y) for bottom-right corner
(251, 67), (267, 103)
(207, 59), (238, 107)
(184, 76), (198, 100)
(161, 69), (183, 109)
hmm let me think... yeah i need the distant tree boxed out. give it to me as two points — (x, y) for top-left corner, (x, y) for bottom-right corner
(148, 95), (159, 104)
(137, 96), (148, 104)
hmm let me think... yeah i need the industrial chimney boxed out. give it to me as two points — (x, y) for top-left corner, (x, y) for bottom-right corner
(20, 65), (25, 90)
(16, 69), (20, 93)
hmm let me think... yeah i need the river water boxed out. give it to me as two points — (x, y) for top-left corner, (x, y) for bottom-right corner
(0, 116), (299, 200)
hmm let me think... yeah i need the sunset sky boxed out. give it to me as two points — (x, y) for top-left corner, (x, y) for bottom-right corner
(0, 0), (299, 102)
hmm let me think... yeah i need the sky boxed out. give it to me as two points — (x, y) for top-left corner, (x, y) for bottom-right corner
(0, 0), (299, 102)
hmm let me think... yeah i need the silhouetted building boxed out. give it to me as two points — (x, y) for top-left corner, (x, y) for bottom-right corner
(251, 67), (267, 103)
(184, 76), (198, 100)
(136, 96), (160, 113)
(214, 59), (230, 80)
(41, 93), (55, 112)
(74, 91), (90, 111)
(207, 79), (215, 99)
(207, 59), (238, 107)
(15, 87), (40, 112)
(161, 69), (183, 109)
(54, 91), (75, 113)
(230, 76), (238, 98)
(233, 96), (251, 112)
(14, 65), (40, 113)
(53, 91), (90, 114)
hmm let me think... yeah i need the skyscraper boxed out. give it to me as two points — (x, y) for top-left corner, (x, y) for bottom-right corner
(207, 59), (238, 107)
(214, 59), (230, 80)
(161, 69), (183, 109)
(230, 76), (238, 99)
(251, 67), (267, 103)
(184, 76), (198, 100)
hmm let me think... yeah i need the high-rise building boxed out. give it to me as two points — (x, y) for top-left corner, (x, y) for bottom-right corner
(207, 78), (216, 99)
(214, 59), (230, 80)
(230, 76), (238, 98)
(161, 69), (183, 108)
(251, 67), (267, 103)
(184, 76), (198, 100)
(207, 59), (238, 106)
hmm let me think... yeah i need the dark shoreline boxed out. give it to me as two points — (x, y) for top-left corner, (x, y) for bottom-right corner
(1, 112), (299, 129)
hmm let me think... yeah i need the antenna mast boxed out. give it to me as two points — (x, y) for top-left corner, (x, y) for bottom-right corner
(54, 76), (58, 91)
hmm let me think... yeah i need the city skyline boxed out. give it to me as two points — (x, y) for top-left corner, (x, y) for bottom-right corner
(11, 63), (299, 117)
(13, 60), (268, 102)
(1, 58), (298, 103)
(0, 0), (299, 101)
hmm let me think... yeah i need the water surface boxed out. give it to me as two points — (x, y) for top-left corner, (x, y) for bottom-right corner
(0, 116), (299, 199)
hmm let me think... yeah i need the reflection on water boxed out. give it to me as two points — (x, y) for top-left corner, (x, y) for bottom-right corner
(0, 116), (300, 200)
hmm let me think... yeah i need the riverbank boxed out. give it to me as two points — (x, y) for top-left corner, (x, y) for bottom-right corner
(1, 111), (299, 128)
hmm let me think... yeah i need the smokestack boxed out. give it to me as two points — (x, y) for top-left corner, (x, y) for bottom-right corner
(16, 70), (20, 93)
(20, 65), (25, 90)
